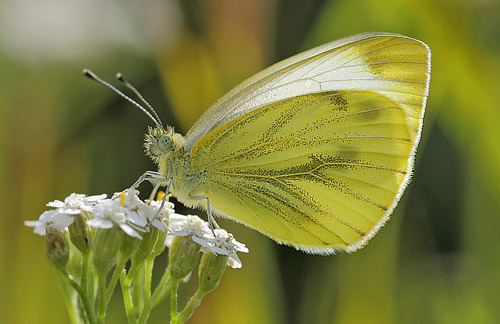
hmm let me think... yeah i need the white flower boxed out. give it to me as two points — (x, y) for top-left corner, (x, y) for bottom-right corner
(88, 189), (150, 239)
(25, 210), (73, 236)
(165, 214), (248, 268)
(148, 199), (175, 231)
(198, 228), (249, 269)
(110, 189), (149, 227)
(164, 214), (211, 247)
(166, 214), (211, 238)
(26, 193), (108, 235)
(47, 193), (107, 215)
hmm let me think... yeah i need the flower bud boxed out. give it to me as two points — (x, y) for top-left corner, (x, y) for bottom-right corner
(68, 213), (92, 254)
(45, 228), (70, 273)
(169, 236), (201, 280)
(151, 228), (167, 258)
(92, 227), (122, 277)
(198, 252), (228, 295)
(120, 231), (141, 259)
(132, 227), (159, 265)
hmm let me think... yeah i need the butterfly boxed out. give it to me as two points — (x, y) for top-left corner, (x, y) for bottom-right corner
(88, 33), (431, 254)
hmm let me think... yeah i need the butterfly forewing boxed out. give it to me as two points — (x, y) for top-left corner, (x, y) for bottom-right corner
(185, 34), (430, 151)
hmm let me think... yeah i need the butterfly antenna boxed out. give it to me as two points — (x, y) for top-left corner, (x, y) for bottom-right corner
(82, 69), (162, 129)
(116, 73), (165, 130)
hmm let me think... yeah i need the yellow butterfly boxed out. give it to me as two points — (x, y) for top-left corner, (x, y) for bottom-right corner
(89, 33), (431, 254)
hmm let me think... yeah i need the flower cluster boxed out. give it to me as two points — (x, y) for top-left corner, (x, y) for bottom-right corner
(25, 189), (249, 324)
(26, 190), (248, 268)
(166, 214), (248, 268)
(25, 193), (107, 236)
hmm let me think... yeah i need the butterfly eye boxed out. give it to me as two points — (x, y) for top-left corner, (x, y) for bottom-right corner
(157, 134), (173, 151)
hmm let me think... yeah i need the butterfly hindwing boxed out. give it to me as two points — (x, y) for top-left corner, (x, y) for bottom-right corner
(191, 90), (412, 252)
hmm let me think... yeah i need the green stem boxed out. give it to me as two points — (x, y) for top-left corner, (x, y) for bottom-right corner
(120, 268), (137, 324)
(78, 294), (90, 324)
(64, 272), (97, 324)
(125, 260), (141, 285)
(81, 251), (94, 313)
(137, 258), (155, 324)
(81, 251), (90, 293)
(89, 261), (95, 308)
(177, 290), (206, 324)
(150, 266), (171, 309)
(96, 276), (106, 324)
(58, 273), (84, 324)
(170, 279), (179, 324)
(132, 262), (145, 313)
(96, 254), (128, 323)
(144, 258), (153, 306)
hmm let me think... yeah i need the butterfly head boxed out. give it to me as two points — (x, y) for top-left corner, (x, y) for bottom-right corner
(144, 126), (185, 164)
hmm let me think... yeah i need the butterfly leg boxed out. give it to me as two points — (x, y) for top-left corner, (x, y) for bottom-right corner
(111, 171), (163, 201)
(130, 171), (174, 221)
(151, 177), (174, 221)
(131, 170), (168, 188)
(188, 195), (220, 235)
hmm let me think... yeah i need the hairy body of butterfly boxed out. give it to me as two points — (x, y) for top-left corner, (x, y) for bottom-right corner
(144, 33), (431, 254)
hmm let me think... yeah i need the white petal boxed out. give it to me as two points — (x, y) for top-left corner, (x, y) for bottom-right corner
(211, 246), (230, 255)
(228, 254), (242, 269)
(236, 246), (249, 253)
(65, 193), (85, 201)
(111, 212), (128, 224)
(165, 235), (174, 247)
(232, 239), (248, 250)
(139, 205), (155, 222)
(25, 221), (47, 236)
(167, 202), (175, 209)
(192, 235), (211, 248)
(170, 230), (189, 237)
(129, 222), (148, 233)
(226, 239), (249, 253)
(168, 213), (189, 224)
(127, 211), (147, 227)
(120, 224), (143, 239)
(57, 207), (82, 215)
(152, 219), (167, 231)
(34, 225), (47, 236)
(51, 213), (74, 230)
(47, 200), (64, 208)
(85, 194), (107, 202)
(80, 205), (94, 212)
(39, 210), (56, 223)
(87, 219), (113, 229)
(24, 220), (41, 227)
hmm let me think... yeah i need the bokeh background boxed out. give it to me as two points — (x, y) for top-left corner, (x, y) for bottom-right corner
(2, 0), (500, 323)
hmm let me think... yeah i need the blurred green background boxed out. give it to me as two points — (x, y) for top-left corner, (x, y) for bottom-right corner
(2, 0), (500, 323)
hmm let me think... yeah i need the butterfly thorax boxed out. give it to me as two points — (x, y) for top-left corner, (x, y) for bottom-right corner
(144, 126), (206, 209)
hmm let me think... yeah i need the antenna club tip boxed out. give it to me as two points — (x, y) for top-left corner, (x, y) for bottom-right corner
(116, 73), (127, 84)
(83, 68), (97, 80)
